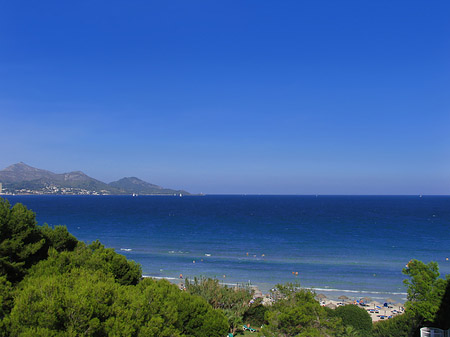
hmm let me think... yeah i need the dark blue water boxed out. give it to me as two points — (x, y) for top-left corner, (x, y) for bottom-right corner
(5, 195), (450, 302)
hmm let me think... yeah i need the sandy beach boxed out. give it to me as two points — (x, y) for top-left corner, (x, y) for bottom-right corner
(237, 283), (406, 322)
(317, 298), (404, 322)
(171, 277), (406, 323)
(236, 282), (406, 323)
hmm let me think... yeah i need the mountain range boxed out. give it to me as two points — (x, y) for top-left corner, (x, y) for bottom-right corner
(0, 162), (189, 195)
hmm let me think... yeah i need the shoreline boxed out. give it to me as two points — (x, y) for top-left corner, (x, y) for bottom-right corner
(143, 275), (405, 322)
(143, 275), (406, 300)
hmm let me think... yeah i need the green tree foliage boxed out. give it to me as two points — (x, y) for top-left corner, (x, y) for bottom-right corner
(275, 282), (302, 297)
(261, 286), (343, 337)
(40, 224), (78, 252)
(243, 300), (268, 327)
(0, 276), (13, 319)
(133, 278), (228, 337)
(374, 260), (449, 337)
(332, 304), (372, 336)
(185, 277), (254, 310)
(88, 240), (142, 286)
(342, 325), (361, 337)
(372, 310), (419, 337)
(9, 267), (228, 337)
(9, 268), (117, 336)
(433, 277), (450, 330)
(403, 259), (447, 324)
(0, 276), (13, 335)
(185, 277), (253, 333)
(0, 198), (82, 283)
(26, 240), (142, 287)
(0, 198), (47, 283)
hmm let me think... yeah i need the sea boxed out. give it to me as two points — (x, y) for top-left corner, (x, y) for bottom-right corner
(5, 195), (450, 304)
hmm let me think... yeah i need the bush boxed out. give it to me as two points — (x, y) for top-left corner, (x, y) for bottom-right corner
(262, 288), (344, 336)
(333, 304), (372, 334)
(372, 310), (419, 337)
(243, 302), (268, 327)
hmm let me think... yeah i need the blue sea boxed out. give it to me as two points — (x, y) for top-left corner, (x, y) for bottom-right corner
(5, 195), (450, 303)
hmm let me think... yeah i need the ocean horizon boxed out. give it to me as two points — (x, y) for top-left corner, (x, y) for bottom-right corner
(5, 194), (450, 303)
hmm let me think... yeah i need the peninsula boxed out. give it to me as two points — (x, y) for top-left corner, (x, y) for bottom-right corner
(0, 162), (190, 196)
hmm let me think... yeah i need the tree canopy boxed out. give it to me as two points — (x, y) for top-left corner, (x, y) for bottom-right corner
(0, 199), (47, 283)
(373, 259), (450, 337)
(402, 259), (448, 323)
(185, 276), (253, 334)
(332, 304), (372, 336)
(261, 285), (343, 337)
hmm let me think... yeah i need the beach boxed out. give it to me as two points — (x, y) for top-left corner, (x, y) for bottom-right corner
(164, 276), (406, 323)
(318, 298), (404, 322)
(164, 275), (406, 323)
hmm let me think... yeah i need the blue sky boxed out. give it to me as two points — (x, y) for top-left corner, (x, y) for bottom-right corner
(1, 1), (449, 194)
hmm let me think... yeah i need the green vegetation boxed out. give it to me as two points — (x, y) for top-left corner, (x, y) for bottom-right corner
(373, 259), (450, 337)
(261, 284), (344, 337)
(0, 199), (50, 283)
(185, 277), (254, 334)
(403, 259), (447, 323)
(332, 305), (372, 336)
(1, 197), (449, 336)
(242, 301), (268, 328)
(372, 310), (418, 337)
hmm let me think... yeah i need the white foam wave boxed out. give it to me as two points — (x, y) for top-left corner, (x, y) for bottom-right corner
(142, 275), (179, 281)
(308, 287), (407, 296)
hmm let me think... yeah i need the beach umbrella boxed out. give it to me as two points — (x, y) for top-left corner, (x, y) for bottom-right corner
(362, 297), (371, 303)
(316, 294), (327, 301)
(372, 301), (381, 308)
(385, 298), (395, 303)
(338, 295), (349, 302)
(326, 303), (337, 309)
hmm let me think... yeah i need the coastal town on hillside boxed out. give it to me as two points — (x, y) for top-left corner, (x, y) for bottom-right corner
(0, 163), (190, 196)
(0, 183), (110, 196)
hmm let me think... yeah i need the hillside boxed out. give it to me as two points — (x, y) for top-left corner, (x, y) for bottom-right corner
(0, 162), (189, 195)
(108, 177), (189, 195)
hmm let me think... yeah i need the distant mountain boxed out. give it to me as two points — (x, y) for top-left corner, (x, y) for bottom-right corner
(109, 177), (189, 195)
(0, 162), (189, 195)
(0, 162), (56, 183)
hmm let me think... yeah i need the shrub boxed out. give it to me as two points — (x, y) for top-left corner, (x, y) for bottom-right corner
(333, 304), (372, 334)
(243, 302), (268, 327)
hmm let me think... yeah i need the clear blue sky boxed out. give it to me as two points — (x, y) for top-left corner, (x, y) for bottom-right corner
(1, 1), (449, 194)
